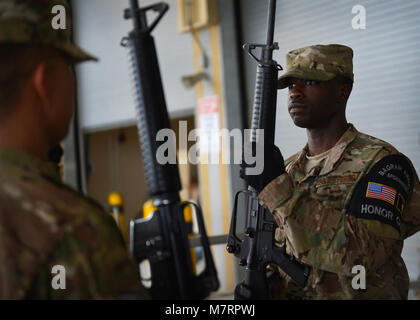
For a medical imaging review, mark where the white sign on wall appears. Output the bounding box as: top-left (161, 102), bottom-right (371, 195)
top-left (198, 96), bottom-right (220, 154)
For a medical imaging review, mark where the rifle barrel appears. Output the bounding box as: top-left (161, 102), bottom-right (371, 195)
top-left (266, 0), bottom-right (276, 45)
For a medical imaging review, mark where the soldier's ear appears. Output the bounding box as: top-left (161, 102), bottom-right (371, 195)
top-left (32, 61), bottom-right (52, 112)
top-left (338, 81), bottom-right (352, 103)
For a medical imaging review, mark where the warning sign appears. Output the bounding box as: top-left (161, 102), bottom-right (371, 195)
top-left (198, 96), bottom-right (220, 154)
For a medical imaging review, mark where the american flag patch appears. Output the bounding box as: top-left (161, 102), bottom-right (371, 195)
top-left (366, 182), bottom-right (396, 205)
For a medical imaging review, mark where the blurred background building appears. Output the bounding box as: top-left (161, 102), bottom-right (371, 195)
top-left (62, 0), bottom-right (420, 299)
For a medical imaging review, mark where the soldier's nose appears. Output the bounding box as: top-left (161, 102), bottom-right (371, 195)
top-left (289, 90), bottom-right (303, 101)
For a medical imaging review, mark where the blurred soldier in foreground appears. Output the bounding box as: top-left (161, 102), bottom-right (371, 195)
top-left (416, 249), bottom-right (420, 299)
top-left (241, 44), bottom-right (420, 299)
top-left (0, 0), bottom-right (148, 299)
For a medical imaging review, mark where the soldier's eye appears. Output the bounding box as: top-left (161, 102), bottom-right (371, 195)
top-left (288, 83), bottom-right (296, 89)
top-left (305, 80), bottom-right (317, 86)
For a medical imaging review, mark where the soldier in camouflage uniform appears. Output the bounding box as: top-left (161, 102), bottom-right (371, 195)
top-left (241, 44), bottom-right (420, 299)
top-left (416, 249), bottom-right (420, 299)
top-left (0, 0), bottom-right (148, 299)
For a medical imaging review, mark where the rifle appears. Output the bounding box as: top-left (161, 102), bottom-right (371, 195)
top-left (226, 0), bottom-right (310, 299)
top-left (121, 0), bottom-right (219, 299)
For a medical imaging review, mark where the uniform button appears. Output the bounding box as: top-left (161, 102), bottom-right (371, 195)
top-left (315, 214), bottom-right (320, 221)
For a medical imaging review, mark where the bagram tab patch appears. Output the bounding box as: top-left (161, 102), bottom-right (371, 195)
top-left (347, 155), bottom-right (414, 232)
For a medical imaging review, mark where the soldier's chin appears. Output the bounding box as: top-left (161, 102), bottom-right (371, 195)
top-left (291, 116), bottom-right (311, 128)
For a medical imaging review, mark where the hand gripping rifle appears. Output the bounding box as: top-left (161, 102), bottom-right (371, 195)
top-left (226, 0), bottom-right (310, 299)
top-left (121, 0), bottom-right (219, 299)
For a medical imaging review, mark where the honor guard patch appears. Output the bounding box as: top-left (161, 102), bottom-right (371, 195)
top-left (347, 155), bottom-right (415, 232)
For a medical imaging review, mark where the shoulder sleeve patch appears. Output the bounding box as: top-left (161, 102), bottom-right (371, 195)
top-left (347, 155), bottom-right (415, 232)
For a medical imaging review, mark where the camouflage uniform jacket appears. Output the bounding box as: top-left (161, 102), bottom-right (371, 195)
top-left (259, 124), bottom-right (420, 299)
top-left (0, 148), bottom-right (148, 299)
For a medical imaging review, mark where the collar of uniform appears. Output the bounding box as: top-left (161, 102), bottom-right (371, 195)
top-left (318, 123), bottom-right (359, 176)
top-left (289, 124), bottom-right (359, 179)
top-left (0, 147), bottom-right (62, 183)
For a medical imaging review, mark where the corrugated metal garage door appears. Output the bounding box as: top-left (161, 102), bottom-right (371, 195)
top-left (73, 0), bottom-right (196, 131)
top-left (240, 0), bottom-right (420, 295)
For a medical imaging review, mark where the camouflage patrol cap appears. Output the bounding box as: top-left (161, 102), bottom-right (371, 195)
top-left (277, 44), bottom-right (354, 89)
top-left (0, 0), bottom-right (97, 62)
